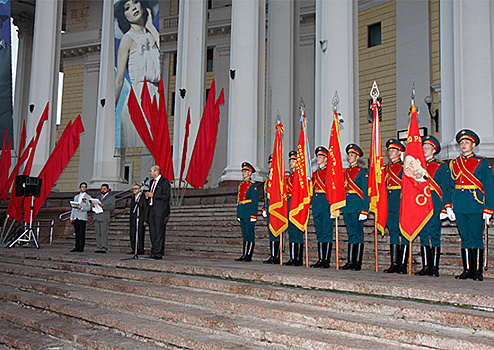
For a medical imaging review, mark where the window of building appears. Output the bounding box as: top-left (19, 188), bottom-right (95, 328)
top-left (367, 97), bottom-right (383, 123)
top-left (206, 48), bottom-right (214, 72)
top-left (208, 0), bottom-right (213, 10)
top-left (368, 22), bottom-right (381, 48)
top-left (171, 92), bottom-right (176, 115)
top-left (172, 52), bottom-right (177, 76)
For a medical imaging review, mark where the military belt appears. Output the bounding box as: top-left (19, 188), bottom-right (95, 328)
top-left (238, 199), bottom-right (252, 205)
top-left (314, 190), bottom-right (326, 193)
top-left (455, 185), bottom-right (478, 190)
top-left (387, 186), bottom-right (401, 190)
top-left (346, 190), bottom-right (358, 194)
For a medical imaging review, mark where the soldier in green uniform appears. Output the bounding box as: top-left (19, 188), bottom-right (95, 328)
top-left (285, 150), bottom-right (304, 266)
top-left (263, 155), bottom-right (281, 264)
top-left (383, 139), bottom-right (407, 273)
top-left (341, 144), bottom-right (369, 271)
top-left (235, 162), bottom-right (259, 262)
top-left (416, 136), bottom-right (453, 277)
top-left (450, 130), bottom-right (494, 281)
top-left (311, 146), bottom-right (333, 268)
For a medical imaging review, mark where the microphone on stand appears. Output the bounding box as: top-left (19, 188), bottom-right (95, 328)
top-left (140, 177), bottom-right (150, 191)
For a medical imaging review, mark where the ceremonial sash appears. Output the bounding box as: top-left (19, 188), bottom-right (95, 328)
top-left (385, 164), bottom-right (402, 187)
top-left (313, 169), bottom-right (326, 192)
top-left (451, 157), bottom-right (485, 196)
top-left (426, 162), bottom-right (443, 201)
top-left (345, 169), bottom-right (363, 199)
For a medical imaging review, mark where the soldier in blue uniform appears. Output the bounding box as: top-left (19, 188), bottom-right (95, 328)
top-left (383, 139), bottom-right (407, 273)
top-left (311, 146), bottom-right (333, 268)
top-left (341, 144), bottom-right (369, 271)
top-left (416, 136), bottom-right (453, 277)
top-left (263, 155), bottom-right (281, 264)
top-left (235, 162), bottom-right (259, 262)
top-left (450, 130), bottom-right (494, 281)
top-left (285, 150), bottom-right (304, 266)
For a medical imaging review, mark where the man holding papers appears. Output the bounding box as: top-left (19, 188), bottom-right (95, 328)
top-left (91, 184), bottom-right (115, 253)
top-left (69, 182), bottom-right (91, 252)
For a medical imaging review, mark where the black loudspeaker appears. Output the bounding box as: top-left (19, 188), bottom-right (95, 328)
top-left (15, 175), bottom-right (42, 197)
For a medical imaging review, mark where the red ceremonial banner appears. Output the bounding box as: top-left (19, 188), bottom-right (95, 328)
top-left (399, 105), bottom-right (433, 241)
top-left (267, 123), bottom-right (288, 237)
top-left (325, 110), bottom-right (346, 215)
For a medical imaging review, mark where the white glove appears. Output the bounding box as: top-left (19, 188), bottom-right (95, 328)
top-left (447, 207), bottom-right (456, 221)
top-left (236, 217), bottom-right (241, 223)
top-left (250, 217), bottom-right (257, 223)
top-left (330, 213), bottom-right (335, 219)
top-left (439, 212), bottom-right (448, 220)
top-left (358, 214), bottom-right (368, 221)
top-left (483, 212), bottom-right (492, 226)
top-left (262, 210), bottom-right (267, 218)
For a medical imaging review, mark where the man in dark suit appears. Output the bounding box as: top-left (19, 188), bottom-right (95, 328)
top-left (145, 165), bottom-right (170, 259)
top-left (129, 184), bottom-right (148, 255)
top-left (91, 184), bottom-right (115, 253)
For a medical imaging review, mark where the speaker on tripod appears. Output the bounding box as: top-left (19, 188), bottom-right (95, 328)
top-left (8, 176), bottom-right (43, 248)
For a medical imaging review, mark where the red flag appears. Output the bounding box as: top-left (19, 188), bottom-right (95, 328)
top-left (325, 110), bottom-right (346, 215)
top-left (185, 80), bottom-right (225, 189)
top-left (0, 130), bottom-right (12, 199)
top-left (399, 105), bottom-right (433, 241)
top-left (179, 107), bottom-right (191, 189)
top-left (24, 103), bottom-right (49, 175)
top-left (289, 113), bottom-right (313, 231)
top-left (2, 137), bottom-right (34, 202)
top-left (368, 101), bottom-right (388, 234)
top-left (30, 116), bottom-right (85, 221)
top-left (128, 87), bottom-right (156, 155)
top-left (156, 77), bottom-right (174, 181)
top-left (268, 123), bottom-right (288, 236)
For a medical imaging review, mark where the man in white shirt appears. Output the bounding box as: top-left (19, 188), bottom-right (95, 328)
top-left (70, 182), bottom-right (91, 252)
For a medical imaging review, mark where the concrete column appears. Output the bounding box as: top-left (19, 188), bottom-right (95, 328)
top-left (27, 0), bottom-right (63, 175)
top-left (454, 0), bottom-right (494, 157)
top-left (314, 0), bottom-right (358, 157)
top-left (90, 0), bottom-right (124, 189)
top-left (173, 0), bottom-right (207, 182)
top-left (396, 0), bottom-right (431, 134)
top-left (266, 0), bottom-right (295, 167)
top-left (12, 13), bottom-right (34, 153)
top-left (439, 0), bottom-right (456, 159)
top-left (219, 0), bottom-right (266, 183)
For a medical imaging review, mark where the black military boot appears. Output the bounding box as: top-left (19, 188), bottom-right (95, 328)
top-left (243, 241), bottom-right (255, 262)
top-left (415, 246), bottom-right (432, 276)
top-left (340, 244), bottom-right (355, 270)
top-left (398, 245), bottom-right (409, 274)
top-left (284, 243), bottom-right (296, 266)
top-left (263, 241), bottom-right (275, 264)
top-left (352, 244), bottom-right (364, 271)
top-left (472, 249), bottom-right (484, 281)
top-left (310, 242), bottom-right (323, 268)
top-left (430, 247), bottom-right (441, 277)
top-left (321, 242), bottom-right (332, 268)
top-left (384, 244), bottom-right (399, 273)
top-left (294, 243), bottom-right (304, 266)
top-left (272, 241), bottom-right (280, 264)
top-left (235, 241), bottom-right (248, 261)
top-left (455, 248), bottom-right (472, 279)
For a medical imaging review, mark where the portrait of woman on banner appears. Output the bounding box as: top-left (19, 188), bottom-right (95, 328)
top-left (114, 0), bottom-right (160, 149)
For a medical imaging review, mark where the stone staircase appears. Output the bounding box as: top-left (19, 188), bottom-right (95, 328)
top-left (0, 248), bottom-right (493, 350)
top-left (56, 202), bottom-right (491, 278)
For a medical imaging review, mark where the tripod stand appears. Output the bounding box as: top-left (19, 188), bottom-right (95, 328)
top-left (8, 196), bottom-right (39, 248)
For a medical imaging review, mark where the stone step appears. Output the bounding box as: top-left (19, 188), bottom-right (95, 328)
top-left (0, 285), bottom-right (296, 350)
top-left (1, 256), bottom-right (493, 349)
top-left (0, 316), bottom-right (90, 350)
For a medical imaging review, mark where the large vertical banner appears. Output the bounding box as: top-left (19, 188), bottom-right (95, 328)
top-left (114, 0), bottom-right (160, 150)
top-left (0, 0), bottom-right (12, 150)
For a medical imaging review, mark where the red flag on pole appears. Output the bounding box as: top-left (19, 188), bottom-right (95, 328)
top-left (24, 103), bottom-right (49, 175)
top-left (0, 129), bottom-right (12, 199)
top-left (267, 123), bottom-right (288, 236)
top-left (399, 105), bottom-right (433, 241)
top-left (325, 110), bottom-right (346, 215)
top-left (289, 113), bottom-right (313, 231)
top-left (1, 137), bottom-right (34, 202)
top-left (179, 107), bottom-right (191, 189)
top-left (185, 80), bottom-right (225, 189)
top-left (368, 100), bottom-right (388, 234)
top-left (156, 78), bottom-right (174, 182)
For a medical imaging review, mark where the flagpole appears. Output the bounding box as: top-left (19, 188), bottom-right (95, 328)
top-left (279, 232), bottom-right (283, 265)
top-left (408, 240), bottom-right (413, 275)
top-left (335, 214), bottom-right (340, 270)
top-left (373, 223), bottom-right (378, 272)
top-left (305, 227), bottom-right (309, 267)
